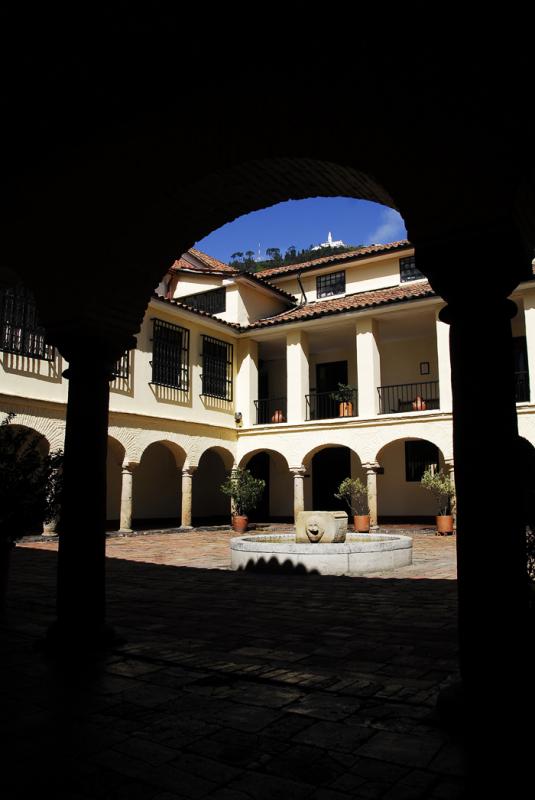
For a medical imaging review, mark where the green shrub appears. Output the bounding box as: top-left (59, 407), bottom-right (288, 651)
top-left (420, 467), bottom-right (455, 516)
top-left (0, 413), bottom-right (63, 542)
top-left (220, 467), bottom-right (265, 516)
top-left (335, 477), bottom-right (369, 515)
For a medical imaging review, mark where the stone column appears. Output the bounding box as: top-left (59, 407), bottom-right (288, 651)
top-left (356, 317), bottom-right (381, 417)
top-left (435, 306), bottom-right (452, 412)
top-left (444, 457), bottom-right (455, 523)
top-left (52, 346), bottom-right (123, 647)
top-left (521, 289), bottom-right (535, 402)
top-left (362, 462), bottom-right (380, 528)
top-left (286, 330), bottom-right (309, 423)
top-left (181, 466), bottom-right (197, 528)
top-left (119, 462), bottom-right (138, 533)
top-left (290, 466), bottom-right (306, 522)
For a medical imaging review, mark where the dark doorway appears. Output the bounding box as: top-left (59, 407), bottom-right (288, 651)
top-left (316, 361), bottom-right (348, 392)
top-left (312, 447), bottom-right (351, 511)
top-left (513, 336), bottom-right (530, 402)
top-left (246, 452), bottom-right (270, 521)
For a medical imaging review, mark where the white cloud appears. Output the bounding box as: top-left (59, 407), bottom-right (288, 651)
top-left (367, 208), bottom-right (407, 244)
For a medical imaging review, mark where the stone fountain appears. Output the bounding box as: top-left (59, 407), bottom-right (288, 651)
top-left (230, 511), bottom-right (413, 575)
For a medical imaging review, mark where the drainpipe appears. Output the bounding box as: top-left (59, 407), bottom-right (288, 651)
top-left (296, 270), bottom-right (307, 305)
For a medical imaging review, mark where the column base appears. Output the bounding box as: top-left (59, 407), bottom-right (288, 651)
top-left (117, 527), bottom-right (133, 534)
top-left (40, 620), bottom-right (126, 654)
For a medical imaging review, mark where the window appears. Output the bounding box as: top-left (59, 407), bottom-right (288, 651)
top-left (0, 285), bottom-right (54, 360)
top-left (112, 350), bottom-right (131, 380)
top-left (180, 287), bottom-right (226, 315)
top-left (405, 440), bottom-right (439, 482)
top-left (316, 270), bottom-right (345, 298)
top-left (400, 255), bottom-right (424, 283)
top-left (201, 335), bottom-right (233, 400)
top-left (150, 319), bottom-right (189, 389)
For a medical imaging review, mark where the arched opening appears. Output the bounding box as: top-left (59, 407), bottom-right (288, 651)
top-left (133, 441), bottom-right (186, 529)
top-left (240, 449), bottom-right (292, 523)
top-left (376, 437), bottom-right (447, 524)
top-left (303, 445), bottom-right (365, 513)
top-left (0, 423), bottom-right (51, 535)
top-left (106, 436), bottom-right (125, 531)
top-left (192, 447), bottom-right (234, 526)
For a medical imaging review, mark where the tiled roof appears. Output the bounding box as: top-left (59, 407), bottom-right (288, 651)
top-left (171, 249), bottom-right (238, 274)
top-left (258, 241), bottom-right (412, 278)
top-left (246, 280), bottom-right (435, 329)
top-left (151, 293), bottom-right (242, 330)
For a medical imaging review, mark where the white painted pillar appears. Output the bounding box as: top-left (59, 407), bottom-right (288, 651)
top-left (522, 291), bottom-right (535, 402)
top-left (356, 317), bottom-right (381, 417)
top-left (181, 466), bottom-right (197, 528)
top-left (436, 306), bottom-right (453, 412)
top-left (236, 339), bottom-right (258, 426)
top-left (363, 462), bottom-right (380, 528)
top-left (119, 462), bottom-right (138, 532)
top-left (290, 466), bottom-right (306, 522)
top-left (286, 330), bottom-right (309, 423)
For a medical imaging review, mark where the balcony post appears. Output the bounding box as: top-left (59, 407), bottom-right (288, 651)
top-left (236, 339), bottom-right (258, 426)
top-left (119, 461), bottom-right (138, 533)
top-left (181, 466), bottom-right (197, 528)
top-left (356, 317), bottom-right (381, 416)
top-left (290, 465), bottom-right (306, 521)
top-left (286, 330), bottom-right (309, 422)
top-left (435, 306), bottom-right (452, 411)
top-left (362, 462), bottom-right (380, 528)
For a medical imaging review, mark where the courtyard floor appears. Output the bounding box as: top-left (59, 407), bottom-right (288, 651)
top-left (2, 529), bottom-right (467, 798)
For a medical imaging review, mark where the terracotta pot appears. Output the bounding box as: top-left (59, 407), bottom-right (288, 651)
top-left (436, 515), bottom-right (454, 535)
top-left (412, 395), bottom-right (427, 411)
top-left (354, 514), bottom-right (370, 533)
top-left (339, 402), bottom-right (353, 417)
top-left (231, 515), bottom-right (249, 533)
top-left (271, 409), bottom-right (285, 423)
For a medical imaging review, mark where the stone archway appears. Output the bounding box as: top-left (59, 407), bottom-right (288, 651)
top-left (192, 446), bottom-right (234, 526)
top-left (302, 444), bottom-right (365, 514)
top-left (376, 436), bottom-right (448, 524)
top-left (133, 440), bottom-right (186, 529)
top-left (240, 448), bottom-right (292, 522)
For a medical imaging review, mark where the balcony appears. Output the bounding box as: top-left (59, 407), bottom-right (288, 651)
top-left (254, 396), bottom-right (287, 425)
top-left (306, 389), bottom-right (358, 421)
top-left (378, 381), bottom-right (439, 415)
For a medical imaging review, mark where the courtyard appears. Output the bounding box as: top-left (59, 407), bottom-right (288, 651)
top-left (1, 529), bottom-right (466, 798)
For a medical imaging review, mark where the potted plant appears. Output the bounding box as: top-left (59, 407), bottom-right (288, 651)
top-left (330, 383), bottom-right (357, 417)
top-left (335, 476), bottom-right (370, 532)
top-left (0, 413), bottom-right (64, 609)
top-left (220, 467), bottom-right (266, 533)
top-left (420, 467), bottom-right (455, 534)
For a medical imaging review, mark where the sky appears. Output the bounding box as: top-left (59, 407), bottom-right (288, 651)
top-left (195, 198), bottom-right (407, 263)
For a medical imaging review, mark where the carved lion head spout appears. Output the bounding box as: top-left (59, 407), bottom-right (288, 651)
top-left (306, 517), bottom-right (324, 543)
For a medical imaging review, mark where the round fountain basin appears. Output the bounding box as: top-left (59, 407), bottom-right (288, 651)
top-left (230, 532), bottom-right (413, 575)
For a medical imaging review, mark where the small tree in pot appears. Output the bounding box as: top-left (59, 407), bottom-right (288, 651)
top-left (420, 467), bottom-right (455, 534)
top-left (330, 383), bottom-right (357, 417)
top-left (0, 413), bottom-right (64, 608)
top-left (220, 467), bottom-right (265, 532)
top-left (335, 477), bottom-right (370, 532)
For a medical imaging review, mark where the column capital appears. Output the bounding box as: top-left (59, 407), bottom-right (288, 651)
top-left (182, 465), bottom-right (197, 477)
top-left (444, 457), bottom-right (454, 469)
top-left (121, 461), bottom-right (139, 474)
top-left (362, 461), bottom-right (381, 473)
top-left (290, 465), bottom-right (306, 477)
top-left (438, 298), bottom-right (517, 326)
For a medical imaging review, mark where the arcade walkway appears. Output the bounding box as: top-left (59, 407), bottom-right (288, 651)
top-left (1, 532), bottom-right (466, 798)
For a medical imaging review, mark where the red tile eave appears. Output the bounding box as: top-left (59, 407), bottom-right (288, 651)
top-left (258, 240), bottom-right (413, 279)
top-left (245, 281), bottom-right (436, 330)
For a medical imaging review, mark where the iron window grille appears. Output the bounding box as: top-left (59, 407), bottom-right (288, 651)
top-left (180, 287), bottom-right (226, 315)
top-left (201, 335), bottom-right (233, 400)
top-left (316, 270), bottom-right (345, 298)
top-left (405, 440), bottom-right (439, 482)
top-left (150, 319), bottom-right (189, 390)
top-left (400, 255), bottom-right (424, 283)
top-left (0, 284), bottom-right (54, 360)
top-left (113, 350), bottom-right (130, 380)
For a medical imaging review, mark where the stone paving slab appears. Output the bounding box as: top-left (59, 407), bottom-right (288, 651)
top-left (0, 530), bottom-right (470, 798)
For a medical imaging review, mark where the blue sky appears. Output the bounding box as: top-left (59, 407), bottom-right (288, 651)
top-left (195, 198), bottom-right (407, 263)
